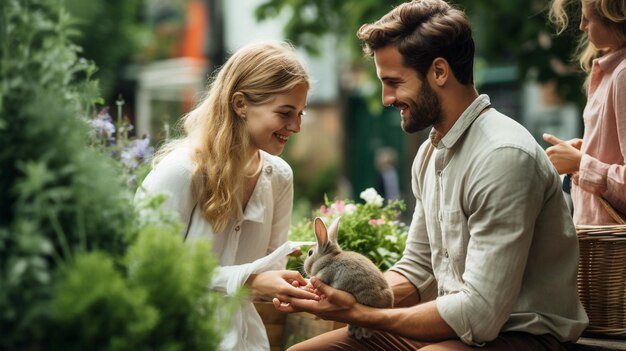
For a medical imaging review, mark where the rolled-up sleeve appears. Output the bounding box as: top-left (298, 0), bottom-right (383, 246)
top-left (577, 68), bottom-right (626, 214)
top-left (436, 147), bottom-right (545, 345)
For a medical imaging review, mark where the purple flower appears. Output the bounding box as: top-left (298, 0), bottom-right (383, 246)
top-left (91, 107), bottom-right (115, 141)
top-left (120, 137), bottom-right (154, 170)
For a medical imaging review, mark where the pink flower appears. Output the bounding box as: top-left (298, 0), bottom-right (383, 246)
top-left (331, 200), bottom-right (345, 214)
top-left (368, 218), bottom-right (386, 225)
top-left (318, 205), bottom-right (331, 216)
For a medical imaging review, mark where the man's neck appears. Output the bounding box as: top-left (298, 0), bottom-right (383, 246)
top-left (433, 85), bottom-right (479, 136)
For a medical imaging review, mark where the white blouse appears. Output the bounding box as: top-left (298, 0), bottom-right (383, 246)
top-left (136, 147), bottom-right (294, 351)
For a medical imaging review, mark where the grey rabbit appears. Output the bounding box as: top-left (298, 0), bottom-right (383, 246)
top-left (303, 216), bottom-right (394, 339)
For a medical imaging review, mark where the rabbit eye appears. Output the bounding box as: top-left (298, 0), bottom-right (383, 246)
top-left (307, 249), bottom-right (313, 257)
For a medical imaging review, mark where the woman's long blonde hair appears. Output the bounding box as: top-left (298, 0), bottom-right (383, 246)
top-left (550, 0), bottom-right (626, 74)
top-left (155, 41), bottom-right (309, 232)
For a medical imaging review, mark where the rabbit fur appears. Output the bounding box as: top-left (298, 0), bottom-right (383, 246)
top-left (303, 216), bottom-right (393, 339)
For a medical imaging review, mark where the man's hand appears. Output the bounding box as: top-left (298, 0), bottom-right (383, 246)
top-left (272, 276), bottom-right (358, 324)
top-left (543, 133), bottom-right (583, 175)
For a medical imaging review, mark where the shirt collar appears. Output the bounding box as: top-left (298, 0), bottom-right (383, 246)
top-left (241, 152), bottom-right (268, 223)
top-left (595, 47), bottom-right (626, 73)
top-left (431, 94), bottom-right (491, 149)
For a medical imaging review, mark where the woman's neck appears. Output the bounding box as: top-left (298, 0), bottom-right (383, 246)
top-left (244, 149), bottom-right (262, 178)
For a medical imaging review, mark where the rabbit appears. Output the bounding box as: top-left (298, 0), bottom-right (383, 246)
top-left (303, 216), bottom-right (394, 339)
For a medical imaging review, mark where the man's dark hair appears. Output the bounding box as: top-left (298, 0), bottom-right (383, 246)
top-left (357, 0), bottom-right (475, 85)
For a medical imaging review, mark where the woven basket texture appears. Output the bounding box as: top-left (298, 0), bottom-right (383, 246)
top-left (576, 225), bottom-right (626, 339)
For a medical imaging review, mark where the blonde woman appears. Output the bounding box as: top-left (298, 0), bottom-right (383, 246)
top-left (543, 0), bottom-right (626, 224)
top-left (136, 41), bottom-right (318, 350)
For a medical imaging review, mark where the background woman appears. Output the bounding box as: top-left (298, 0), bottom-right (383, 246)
top-left (543, 0), bottom-right (626, 224)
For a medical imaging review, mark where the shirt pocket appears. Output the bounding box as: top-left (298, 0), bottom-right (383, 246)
top-left (440, 209), bottom-right (469, 279)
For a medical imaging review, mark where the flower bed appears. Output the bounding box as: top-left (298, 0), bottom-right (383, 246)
top-left (289, 188), bottom-right (408, 272)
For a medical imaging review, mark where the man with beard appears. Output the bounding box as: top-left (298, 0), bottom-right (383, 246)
top-left (274, 1), bottom-right (588, 350)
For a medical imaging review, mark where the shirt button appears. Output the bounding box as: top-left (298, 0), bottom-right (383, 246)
top-left (444, 249), bottom-right (449, 258)
top-left (265, 165), bottom-right (273, 175)
top-left (234, 225), bottom-right (241, 232)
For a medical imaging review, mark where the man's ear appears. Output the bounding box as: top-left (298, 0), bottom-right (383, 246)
top-left (431, 57), bottom-right (449, 86)
top-left (231, 92), bottom-right (248, 118)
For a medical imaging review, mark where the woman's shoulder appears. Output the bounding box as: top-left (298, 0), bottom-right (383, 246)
top-left (155, 147), bottom-right (195, 173)
top-left (144, 146), bottom-right (195, 188)
top-left (138, 146), bottom-right (195, 199)
top-left (260, 151), bottom-right (293, 181)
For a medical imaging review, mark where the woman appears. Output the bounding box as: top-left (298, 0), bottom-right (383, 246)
top-left (543, 0), bottom-right (626, 224)
top-left (136, 41), bottom-right (318, 350)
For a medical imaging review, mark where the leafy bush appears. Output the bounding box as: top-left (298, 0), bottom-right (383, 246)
top-left (0, 0), bottom-right (236, 349)
top-left (49, 225), bottom-right (233, 351)
top-left (49, 252), bottom-right (158, 351)
top-left (289, 188), bottom-right (408, 272)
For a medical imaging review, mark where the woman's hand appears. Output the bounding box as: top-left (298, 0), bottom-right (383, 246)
top-left (247, 270), bottom-right (319, 302)
top-left (272, 277), bottom-right (358, 324)
top-left (543, 133), bottom-right (583, 175)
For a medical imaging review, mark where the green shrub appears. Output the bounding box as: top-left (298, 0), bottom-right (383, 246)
top-left (0, 0), bottom-right (237, 349)
top-left (49, 252), bottom-right (158, 351)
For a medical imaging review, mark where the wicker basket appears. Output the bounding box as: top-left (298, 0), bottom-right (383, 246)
top-left (576, 224), bottom-right (626, 338)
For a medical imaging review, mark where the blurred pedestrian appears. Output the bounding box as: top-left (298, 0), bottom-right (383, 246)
top-left (374, 147), bottom-right (401, 202)
top-left (543, 0), bottom-right (626, 224)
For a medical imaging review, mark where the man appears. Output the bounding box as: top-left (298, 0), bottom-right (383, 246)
top-left (274, 0), bottom-right (588, 350)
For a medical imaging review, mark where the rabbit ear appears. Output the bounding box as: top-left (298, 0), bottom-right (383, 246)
top-left (314, 217), bottom-right (328, 246)
top-left (327, 216), bottom-right (341, 243)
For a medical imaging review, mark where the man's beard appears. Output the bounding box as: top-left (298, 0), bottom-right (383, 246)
top-left (401, 81), bottom-right (442, 134)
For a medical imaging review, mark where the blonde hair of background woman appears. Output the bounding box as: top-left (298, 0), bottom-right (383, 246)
top-left (549, 0), bottom-right (626, 74)
top-left (154, 41), bottom-right (310, 232)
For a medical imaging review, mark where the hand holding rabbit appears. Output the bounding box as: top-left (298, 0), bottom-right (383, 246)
top-left (302, 216), bottom-right (394, 339)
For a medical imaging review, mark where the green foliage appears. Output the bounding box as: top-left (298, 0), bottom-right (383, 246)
top-left (49, 228), bottom-right (235, 351)
top-left (0, 0), bottom-right (236, 349)
top-left (65, 0), bottom-right (144, 100)
top-left (255, 0), bottom-right (390, 59)
top-left (49, 252), bottom-right (158, 351)
top-left (0, 1), bottom-right (133, 345)
top-left (125, 226), bottom-right (233, 351)
top-left (289, 188), bottom-right (408, 272)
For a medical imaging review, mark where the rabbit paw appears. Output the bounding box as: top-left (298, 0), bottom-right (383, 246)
top-left (348, 325), bottom-right (373, 339)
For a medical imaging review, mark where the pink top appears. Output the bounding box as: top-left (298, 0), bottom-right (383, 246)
top-left (572, 47), bottom-right (626, 225)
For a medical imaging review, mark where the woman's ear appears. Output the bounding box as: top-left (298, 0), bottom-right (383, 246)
top-left (431, 57), bottom-right (449, 87)
top-left (231, 92), bottom-right (248, 118)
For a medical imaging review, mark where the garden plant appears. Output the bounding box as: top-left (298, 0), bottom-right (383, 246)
top-left (289, 188), bottom-right (408, 273)
top-left (0, 0), bottom-right (237, 349)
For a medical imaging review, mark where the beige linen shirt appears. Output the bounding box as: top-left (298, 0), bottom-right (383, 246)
top-left (391, 95), bottom-right (588, 345)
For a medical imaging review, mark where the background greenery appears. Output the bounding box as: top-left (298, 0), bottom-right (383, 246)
top-left (256, 0), bottom-right (586, 109)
